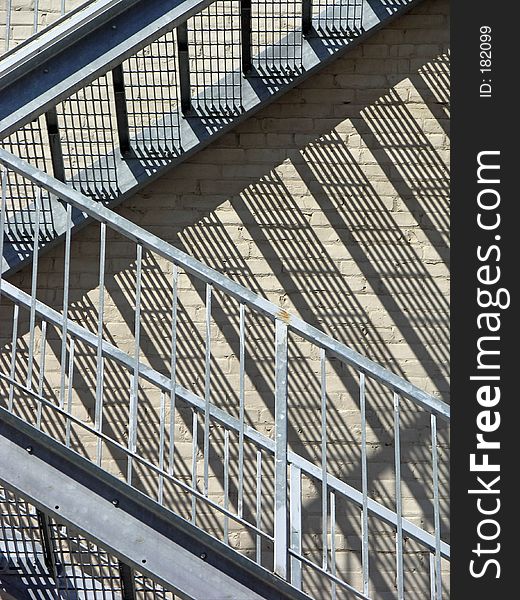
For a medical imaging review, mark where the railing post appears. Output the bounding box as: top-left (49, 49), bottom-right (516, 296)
top-left (177, 21), bottom-right (192, 115)
top-left (302, 0), bottom-right (313, 37)
top-left (274, 319), bottom-right (288, 579)
top-left (290, 464), bottom-right (302, 588)
top-left (112, 63), bottom-right (131, 157)
top-left (241, 0), bottom-right (252, 75)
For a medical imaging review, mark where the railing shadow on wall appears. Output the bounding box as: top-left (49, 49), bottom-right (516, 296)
top-left (1, 21), bottom-right (450, 597)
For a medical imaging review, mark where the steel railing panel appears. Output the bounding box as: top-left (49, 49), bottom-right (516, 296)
top-left (0, 147), bottom-right (449, 597)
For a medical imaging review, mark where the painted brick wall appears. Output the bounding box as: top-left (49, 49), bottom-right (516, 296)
top-left (1, 1), bottom-right (450, 597)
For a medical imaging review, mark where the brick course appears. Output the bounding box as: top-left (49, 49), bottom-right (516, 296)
top-left (1, 1), bottom-right (450, 597)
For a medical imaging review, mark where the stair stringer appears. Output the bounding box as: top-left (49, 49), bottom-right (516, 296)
top-left (0, 409), bottom-right (313, 600)
top-left (1, 0), bottom-right (426, 277)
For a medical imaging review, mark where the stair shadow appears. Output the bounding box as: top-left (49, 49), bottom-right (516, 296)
top-left (2, 4), bottom-right (450, 594)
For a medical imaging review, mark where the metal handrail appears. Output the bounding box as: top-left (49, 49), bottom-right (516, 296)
top-left (0, 0), bottom-right (410, 285)
top-left (0, 281), bottom-right (449, 560)
top-left (0, 146), bottom-right (449, 420)
top-left (0, 1), bottom-right (447, 596)
top-left (0, 149), bottom-right (449, 598)
top-left (1, 0), bottom-right (133, 71)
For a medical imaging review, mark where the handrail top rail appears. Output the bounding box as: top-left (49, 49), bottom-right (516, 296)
top-left (0, 148), bottom-right (450, 421)
top-left (0, 0), bottom-right (137, 82)
top-left (2, 0), bottom-right (98, 62)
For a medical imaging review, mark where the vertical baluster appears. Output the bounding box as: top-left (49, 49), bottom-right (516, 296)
top-left (127, 244), bottom-right (142, 485)
top-left (61, 1), bottom-right (66, 15)
top-left (158, 391), bottom-right (166, 504)
top-left (256, 449), bottom-right (262, 565)
top-left (393, 392), bottom-right (404, 599)
top-left (169, 264), bottom-right (179, 476)
top-left (0, 168), bottom-right (6, 306)
top-left (65, 337), bottom-right (75, 448)
top-left (320, 347), bottom-right (328, 571)
top-left (95, 221), bottom-right (106, 466)
top-left (429, 553), bottom-right (436, 600)
top-left (330, 490), bottom-right (336, 600)
top-left (8, 304), bottom-right (19, 412)
top-left (274, 319), bottom-right (288, 579)
top-left (59, 203), bottom-right (72, 410)
top-left (289, 464), bottom-right (302, 589)
top-left (36, 321), bottom-right (47, 429)
top-left (26, 190), bottom-right (41, 390)
top-left (191, 409), bottom-right (198, 524)
top-left (360, 371), bottom-right (369, 596)
top-left (431, 414), bottom-right (442, 599)
top-left (33, 0), bottom-right (39, 34)
top-left (203, 284), bottom-right (212, 497)
top-left (224, 429), bottom-right (230, 544)
top-left (238, 303), bottom-right (245, 518)
top-left (5, 1), bottom-right (12, 52)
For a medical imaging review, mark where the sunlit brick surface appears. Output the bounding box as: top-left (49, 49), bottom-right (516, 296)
top-left (1, 1), bottom-right (450, 597)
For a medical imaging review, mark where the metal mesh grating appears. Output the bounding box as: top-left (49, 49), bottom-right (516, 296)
top-left (123, 30), bottom-right (182, 158)
top-left (0, 487), bottom-right (43, 571)
top-left (313, 0), bottom-right (363, 37)
top-left (57, 73), bottom-right (119, 201)
top-left (188, 0), bottom-right (243, 116)
top-left (251, 0), bottom-right (303, 76)
top-left (50, 523), bottom-right (123, 598)
top-left (134, 572), bottom-right (175, 599)
top-left (1, 117), bottom-right (55, 244)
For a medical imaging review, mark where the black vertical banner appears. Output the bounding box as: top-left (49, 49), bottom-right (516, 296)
top-left (452, 1), bottom-right (515, 597)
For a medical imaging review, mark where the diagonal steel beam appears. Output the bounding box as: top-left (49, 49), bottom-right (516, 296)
top-left (0, 411), bottom-right (313, 600)
top-left (0, 0), bottom-right (216, 139)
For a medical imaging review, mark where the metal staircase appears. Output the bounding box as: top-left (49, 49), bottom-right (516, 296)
top-left (0, 0), bottom-right (426, 277)
top-left (0, 0), bottom-right (449, 598)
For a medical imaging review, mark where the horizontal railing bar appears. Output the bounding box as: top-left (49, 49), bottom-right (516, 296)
top-left (0, 373), bottom-right (273, 543)
top-left (0, 149), bottom-right (449, 421)
top-left (0, 0), bottom-right (140, 87)
top-left (0, 279), bottom-right (449, 559)
top-left (287, 547), bottom-right (371, 600)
